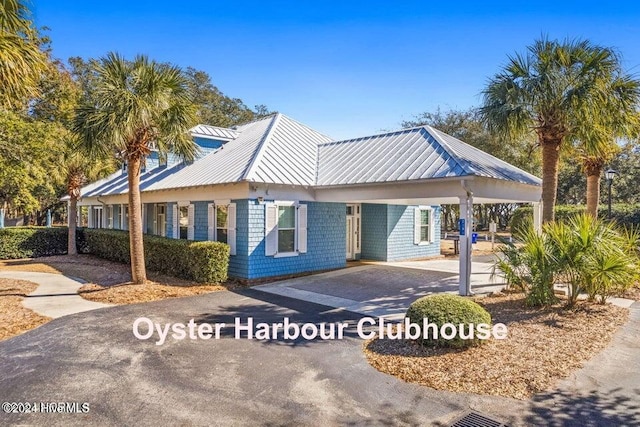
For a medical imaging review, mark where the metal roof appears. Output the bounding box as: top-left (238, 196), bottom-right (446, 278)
top-left (190, 124), bottom-right (239, 141)
top-left (76, 114), bottom-right (540, 199)
top-left (316, 126), bottom-right (541, 187)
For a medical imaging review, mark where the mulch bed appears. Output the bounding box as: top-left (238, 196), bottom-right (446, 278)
top-left (0, 255), bottom-right (237, 306)
top-left (0, 278), bottom-right (51, 341)
top-left (364, 293), bottom-right (629, 400)
top-left (78, 282), bottom-right (230, 305)
top-left (623, 285), bottom-right (640, 302)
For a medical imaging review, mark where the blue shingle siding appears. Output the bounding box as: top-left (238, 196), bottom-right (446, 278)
top-left (361, 203), bottom-right (388, 261)
top-left (193, 201), bottom-right (211, 241)
top-left (228, 199), bottom-right (250, 279)
top-left (234, 200), bottom-right (346, 280)
top-left (194, 137), bottom-right (224, 157)
top-left (361, 203), bottom-right (441, 261)
top-left (387, 205), bottom-right (441, 261)
top-left (166, 202), bottom-right (175, 238)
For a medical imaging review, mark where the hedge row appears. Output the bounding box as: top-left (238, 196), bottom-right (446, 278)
top-left (511, 204), bottom-right (640, 232)
top-left (82, 229), bottom-right (229, 283)
top-left (0, 227), bottom-right (70, 259)
top-left (0, 227), bottom-right (229, 283)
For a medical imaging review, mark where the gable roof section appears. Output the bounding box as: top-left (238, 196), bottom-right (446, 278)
top-left (316, 126), bottom-right (540, 187)
top-left (145, 113), bottom-right (333, 191)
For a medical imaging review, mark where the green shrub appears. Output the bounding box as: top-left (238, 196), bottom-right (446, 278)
top-left (406, 294), bottom-right (492, 348)
top-left (82, 229), bottom-right (229, 283)
top-left (511, 204), bottom-right (640, 231)
top-left (496, 214), bottom-right (640, 306)
top-left (0, 227), bottom-right (69, 259)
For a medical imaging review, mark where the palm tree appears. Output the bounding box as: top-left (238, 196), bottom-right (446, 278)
top-left (576, 78), bottom-right (640, 218)
top-left (0, 0), bottom-right (47, 109)
top-left (480, 38), bottom-right (628, 223)
top-left (73, 53), bottom-right (197, 283)
top-left (55, 143), bottom-right (116, 255)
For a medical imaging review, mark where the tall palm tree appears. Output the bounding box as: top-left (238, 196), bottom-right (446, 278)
top-left (0, 0), bottom-right (47, 109)
top-left (55, 144), bottom-right (116, 255)
top-left (480, 38), bottom-right (627, 223)
top-left (73, 53), bottom-right (197, 283)
top-left (576, 78), bottom-right (640, 218)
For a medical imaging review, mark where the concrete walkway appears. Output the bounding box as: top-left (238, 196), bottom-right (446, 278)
top-left (0, 271), bottom-right (111, 318)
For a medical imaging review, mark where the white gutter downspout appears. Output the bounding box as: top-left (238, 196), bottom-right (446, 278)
top-left (459, 180), bottom-right (474, 296)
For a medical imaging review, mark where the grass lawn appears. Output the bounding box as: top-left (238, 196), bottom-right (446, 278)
top-left (0, 278), bottom-right (51, 341)
top-left (0, 255), bottom-right (236, 305)
top-left (364, 293), bottom-right (629, 400)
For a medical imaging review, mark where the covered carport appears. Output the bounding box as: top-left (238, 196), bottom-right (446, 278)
top-left (314, 125), bottom-right (543, 296)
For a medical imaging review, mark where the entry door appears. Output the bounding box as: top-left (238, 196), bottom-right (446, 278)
top-left (346, 216), bottom-right (354, 259)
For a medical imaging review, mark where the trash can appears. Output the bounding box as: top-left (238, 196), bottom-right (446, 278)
top-left (471, 233), bottom-right (478, 244)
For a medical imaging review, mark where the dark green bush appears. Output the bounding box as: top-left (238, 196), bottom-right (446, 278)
top-left (0, 227), bottom-right (69, 259)
top-left (82, 229), bottom-right (229, 283)
top-left (406, 294), bottom-right (492, 348)
top-left (510, 204), bottom-right (640, 232)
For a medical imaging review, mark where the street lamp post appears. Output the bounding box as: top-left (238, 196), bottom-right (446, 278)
top-left (605, 169), bottom-right (618, 219)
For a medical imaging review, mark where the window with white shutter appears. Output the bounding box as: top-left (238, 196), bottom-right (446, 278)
top-left (265, 201), bottom-right (304, 257)
top-left (187, 204), bottom-right (195, 240)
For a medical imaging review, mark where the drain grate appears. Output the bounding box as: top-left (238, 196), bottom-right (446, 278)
top-left (449, 411), bottom-right (508, 427)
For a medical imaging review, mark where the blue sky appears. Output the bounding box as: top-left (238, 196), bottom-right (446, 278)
top-left (32, 1), bottom-right (640, 140)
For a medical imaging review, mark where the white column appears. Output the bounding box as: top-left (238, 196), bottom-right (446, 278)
top-left (533, 200), bottom-right (543, 232)
top-left (458, 194), bottom-right (473, 296)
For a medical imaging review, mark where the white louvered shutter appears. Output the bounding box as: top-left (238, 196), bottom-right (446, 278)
top-left (227, 203), bottom-right (236, 256)
top-left (187, 204), bottom-right (195, 240)
top-left (88, 208), bottom-right (94, 228)
top-left (265, 204), bottom-right (278, 256)
top-left (414, 207), bottom-right (421, 245)
top-left (429, 209), bottom-right (435, 243)
top-left (297, 204), bottom-right (307, 253)
top-left (207, 203), bottom-right (215, 241)
top-left (172, 204), bottom-right (178, 238)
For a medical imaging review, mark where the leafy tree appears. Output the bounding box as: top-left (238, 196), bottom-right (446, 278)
top-left (480, 38), bottom-right (627, 223)
top-left (0, 110), bottom-right (66, 217)
top-left (185, 67), bottom-right (273, 127)
top-left (0, 0), bottom-right (48, 110)
top-left (74, 53), bottom-right (198, 283)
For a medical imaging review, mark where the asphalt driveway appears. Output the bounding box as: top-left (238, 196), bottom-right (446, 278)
top-left (0, 288), bottom-right (484, 426)
top-left (1, 277), bottom-right (639, 426)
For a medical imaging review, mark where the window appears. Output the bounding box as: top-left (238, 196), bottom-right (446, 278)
top-left (156, 204), bottom-right (166, 237)
top-left (106, 206), bottom-right (113, 229)
top-left (414, 206), bottom-right (434, 245)
top-left (122, 205), bottom-right (129, 230)
top-left (277, 205), bottom-right (296, 253)
top-left (419, 209), bottom-right (430, 242)
top-left (265, 202), bottom-right (307, 257)
top-left (179, 206), bottom-right (189, 239)
top-left (216, 205), bottom-right (228, 244)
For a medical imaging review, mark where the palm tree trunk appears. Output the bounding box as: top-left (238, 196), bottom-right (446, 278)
top-left (541, 138), bottom-right (562, 223)
top-left (68, 198), bottom-right (78, 255)
top-left (127, 157), bottom-right (147, 284)
top-left (585, 166), bottom-right (602, 218)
